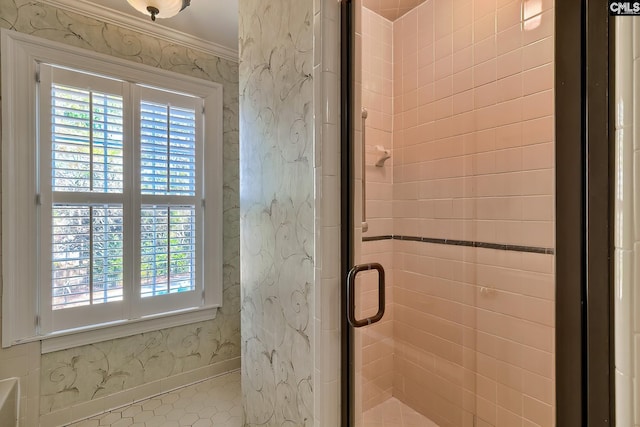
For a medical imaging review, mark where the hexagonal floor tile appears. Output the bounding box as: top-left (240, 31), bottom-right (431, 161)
top-left (68, 371), bottom-right (242, 427)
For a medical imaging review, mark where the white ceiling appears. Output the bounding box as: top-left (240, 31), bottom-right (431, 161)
top-left (44, 0), bottom-right (239, 61)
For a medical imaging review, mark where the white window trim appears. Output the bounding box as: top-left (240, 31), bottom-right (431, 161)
top-left (40, 306), bottom-right (218, 354)
top-left (1, 29), bottom-right (224, 349)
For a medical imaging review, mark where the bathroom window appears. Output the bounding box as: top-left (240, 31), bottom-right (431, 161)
top-left (1, 31), bottom-right (223, 349)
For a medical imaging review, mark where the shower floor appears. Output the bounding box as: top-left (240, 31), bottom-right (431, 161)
top-left (363, 398), bottom-right (439, 427)
top-left (68, 370), bottom-right (242, 427)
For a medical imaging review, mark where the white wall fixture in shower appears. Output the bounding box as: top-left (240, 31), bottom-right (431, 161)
top-left (372, 145), bottom-right (390, 167)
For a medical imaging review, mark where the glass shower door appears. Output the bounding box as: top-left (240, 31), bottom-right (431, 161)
top-left (343, 0), bottom-right (557, 426)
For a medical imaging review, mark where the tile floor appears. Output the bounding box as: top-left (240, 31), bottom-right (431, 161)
top-left (362, 398), bottom-right (439, 427)
top-left (68, 370), bottom-right (242, 427)
top-left (67, 371), bottom-right (435, 427)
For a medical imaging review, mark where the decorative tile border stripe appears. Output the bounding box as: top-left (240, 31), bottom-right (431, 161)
top-left (361, 235), bottom-right (394, 242)
top-left (362, 235), bottom-right (555, 255)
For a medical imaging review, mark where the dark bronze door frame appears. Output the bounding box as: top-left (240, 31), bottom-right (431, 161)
top-left (340, 1), bottom-right (355, 425)
top-left (556, 0), bottom-right (614, 425)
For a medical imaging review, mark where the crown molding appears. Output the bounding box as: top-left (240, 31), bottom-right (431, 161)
top-left (40, 0), bottom-right (239, 63)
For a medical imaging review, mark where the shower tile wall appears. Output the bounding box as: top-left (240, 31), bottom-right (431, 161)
top-left (392, 0), bottom-right (554, 246)
top-left (314, 0), bottom-right (346, 424)
top-left (392, 0), bottom-right (555, 425)
top-left (359, 7), bottom-right (396, 412)
top-left (359, 0), bottom-right (555, 426)
top-left (613, 16), bottom-right (640, 427)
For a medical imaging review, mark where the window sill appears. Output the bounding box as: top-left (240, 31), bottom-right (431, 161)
top-left (34, 305), bottom-right (219, 354)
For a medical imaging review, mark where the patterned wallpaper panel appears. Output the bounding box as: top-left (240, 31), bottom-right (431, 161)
top-left (40, 321), bottom-right (238, 413)
top-left (238, 0), bottom-right (315, 425)
top-left (0, 0), bottom-right (240, 414)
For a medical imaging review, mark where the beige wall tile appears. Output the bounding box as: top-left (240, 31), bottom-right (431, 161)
top-left (359, 0), bottom-right (555, 424)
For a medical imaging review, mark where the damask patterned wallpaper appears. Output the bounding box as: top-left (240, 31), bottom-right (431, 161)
top-left (238, 0), bottom-right (315, 425)
top-left (0, 0), bottom-right (240, 414)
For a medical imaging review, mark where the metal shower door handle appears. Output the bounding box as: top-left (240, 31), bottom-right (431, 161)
top-left (346, 262), bottom-right (385, 328)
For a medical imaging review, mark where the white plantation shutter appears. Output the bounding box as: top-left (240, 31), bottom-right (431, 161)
top-left (50, 84), bottom-right (124, 192)
top-left (134, 87), bottom-right (203, 316)
top-left (48, 78), bottom-right (126, 315)
top-left (139, 100), bottom-right (197, 299)
top-left (2, 32), bottom-right (222, 347)
top-left (140, 206), bottom-right (196, 298)
top-left (51, 204), bottom-right (124, 310)
top-left (38, 67), bottom-right (206, 331)
top-left (140, 101), bottom-right (197, 196)
top-left (39, 65), bottom-right (128, 332)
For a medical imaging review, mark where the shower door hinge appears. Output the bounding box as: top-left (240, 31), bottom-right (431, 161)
top-left (35, 194), bottom-right (41, 205)
top-left (35, 69), bottom-right (40, 83)
top-left (35, 315), bottom-right (40, 328)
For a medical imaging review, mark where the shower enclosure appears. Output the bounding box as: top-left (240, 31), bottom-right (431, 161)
top-left (341, 0), bottom-right (556, 425)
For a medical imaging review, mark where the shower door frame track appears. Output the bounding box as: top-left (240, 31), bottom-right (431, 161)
top-left (339, 0), bottom-right (355, 426)
top-left (555, 0), bottom-right (614, 425)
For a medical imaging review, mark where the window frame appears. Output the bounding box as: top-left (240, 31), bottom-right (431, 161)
top-left (1, 30), bottom-right (224, 351)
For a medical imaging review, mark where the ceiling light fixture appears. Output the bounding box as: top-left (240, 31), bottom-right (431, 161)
top-left (127, 0), bottom-right (191, 21)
